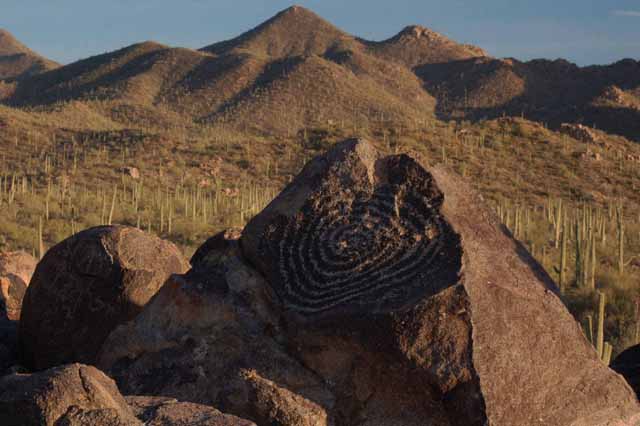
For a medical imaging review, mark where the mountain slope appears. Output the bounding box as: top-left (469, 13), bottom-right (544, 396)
top-left (0, 29), bottom-right (59, 80)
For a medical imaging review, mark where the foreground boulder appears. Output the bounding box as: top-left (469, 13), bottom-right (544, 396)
top-left (0, 251), bottom-right (37, 321)
top-left (99, 231), bottom-right (335, 425)
top-left (0, 363), bottom-right (140, 426)
top-left (19, 226), bottom-right (189, 370)
top-left (240, 138), bottom-right (640, 425)
top-left (611, 344), bottom-right (640, 399)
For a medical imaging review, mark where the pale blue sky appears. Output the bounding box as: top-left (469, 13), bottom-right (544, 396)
top-left (2, 0), bottom-right (640, 66)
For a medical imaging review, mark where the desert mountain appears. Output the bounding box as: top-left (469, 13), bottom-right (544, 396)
top-left (1, 6), bottom-right (639, 140)
top-left (0, 29), bottom-right (58, 80)
top-left (0, 6), bottom-right (492, 133)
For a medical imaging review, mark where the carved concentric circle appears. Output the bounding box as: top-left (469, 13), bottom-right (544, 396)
top-left (268, 166), bottom-right (460, 316)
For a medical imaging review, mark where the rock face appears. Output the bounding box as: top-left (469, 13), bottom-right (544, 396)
top-left (126, 396), bottom-right (257, 426)
top-left (611, 344), bottom-right (640, 399)
top-left (0, 251), bottom-right (37, 372)
top-left (98, 139), bottom-right (640, 426)
top-left (0, 363), bottom-right (140, 426)
top-left (19, 225), bottom-right (189, 371)
top-left (0, 250), bottom-right (37, 322)
top-left (240, 138), bottom-right (640, 425)
top-left (98, 231), bottom-right (335, 426)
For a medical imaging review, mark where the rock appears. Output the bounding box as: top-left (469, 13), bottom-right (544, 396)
top-left (0, 322), bottom-right (18, 374)
top-left (98, 231), bottom-right (335, 426)
top-left (611, 344), bottom-right (640, 399)
top-left (122, 167), bottom-right (140, 180)
top-left (125, 396), bottom-right (257, 425)
top-left (0, 363), bottom-right (140, 426)
top-left (240, 138), bottom-right (640, 426)
top-left (19, 225), bottom-right (189, 371)
top-left (560, 122), bottom-right (600, 144)
top-left (574, 148), bottom-right (602, 161)
top-left (55, 406), bottom-right (140, 426)
top-left (0, 251), bottom-right (37, 321)
top-left (0, 251), bottom-right (34, 373)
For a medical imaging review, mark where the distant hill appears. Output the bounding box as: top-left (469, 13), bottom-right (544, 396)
top-left (0, 29), bottom-right (59, 80)
top-left (0, 6), bottom-right (491, 133)
top-left (1, 6), bottom-right (639, 140)
top-left (418, 56), bottom-right (640, 140)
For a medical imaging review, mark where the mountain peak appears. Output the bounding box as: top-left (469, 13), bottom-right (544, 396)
top-left (202, 6), bottom-right (353, 58)
top-left (281, 5), bottom-right (312, 15)
top-left (0, 29), bottom-right (30, 56)
top-left (0, 29), bottom-right (59, 80)
top-left (393, 25), bottom-right (458, 45)
top-left (368, 25), bottom-right (487, 68)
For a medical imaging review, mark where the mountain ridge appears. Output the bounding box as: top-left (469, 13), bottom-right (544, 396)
top-left (1, 7), bottom-right (639, 140)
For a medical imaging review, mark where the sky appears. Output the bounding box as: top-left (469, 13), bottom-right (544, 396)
top-left (2, 0), bottom-right (640, 66)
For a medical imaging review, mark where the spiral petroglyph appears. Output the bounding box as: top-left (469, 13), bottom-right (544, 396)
top-left (243, 140), bottom-right (461, 317)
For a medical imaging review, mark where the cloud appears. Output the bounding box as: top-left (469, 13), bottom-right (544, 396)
top-left (612, 10), bottom-right (640, 17)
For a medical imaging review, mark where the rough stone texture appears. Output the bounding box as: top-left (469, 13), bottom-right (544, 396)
top-left (125, 396), bottom-right (257, 425)
top-left (560, 122), bottom-right (600, 144)
top-left (0, 363), bottom-right (140, 426)
top-left (55, 406), bottom-right (141, 426)
top-left (98, 232), bottom-right (334, 426)
top-left (19, 225), bottom-right (190, 371)
top-left (239, 138), bottom-right (640, 426)
top-left (0, 251), bottom-right (37, 373)
top-left (611, 344), bottom-right (640, 399)
top-left (0, 250), bottom-right (37, 321)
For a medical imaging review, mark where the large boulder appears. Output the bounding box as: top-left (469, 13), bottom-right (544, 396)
top-left (0, 363), bottom-right (140, 426)
top-left (0, 251), bottom-right (37, 322)
top-left (98, 230), bottom-right (335, 426)
top-left (611, 344), bottom-right (640, 399)
top-left (239, 138), bottom-right (640, 426)
top-left (19, 225), bottom-right (189, 371)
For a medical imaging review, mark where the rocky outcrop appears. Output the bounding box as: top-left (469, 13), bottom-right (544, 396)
top-left (126, 396), bottom-right (257, 426)
top-left (0, 363), bottom-right (141, 426)
top-left (560, 123), bottom-right (600, 144)
top-left (611, 344), bottom-right (640, 399)
top-left (240, 138), bottom-right (640, 425)
top-left (19, 226), bottom-right (189, 371)
top-left (97, 139), bottom-right (640, 425)
top-left (0, 250), bottom-right (37, 322)
top-left (98, 231), bottom-right (334, 425)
